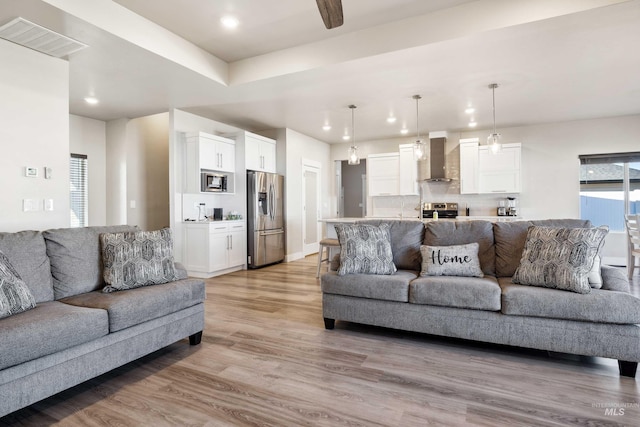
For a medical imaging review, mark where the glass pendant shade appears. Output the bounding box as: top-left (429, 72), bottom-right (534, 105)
top-left (346, 104), bottom-right (359, 165)
top-left (413, 139), bottom-right (427, 161)
top-left (348, 145), bottom-right (360, 165)
top-left (412, 95), bottom-right (427, 161)
top-left (488, 132), bottom-right (502, 154)
top-left (488, 83), bottom-right (502, 155)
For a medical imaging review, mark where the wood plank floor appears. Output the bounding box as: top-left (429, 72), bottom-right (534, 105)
top-left (3, 257), bottom-right (639, 426)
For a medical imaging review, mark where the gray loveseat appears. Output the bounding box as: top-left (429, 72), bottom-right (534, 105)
top-left (0, 225), bottom-right (205, 417)
top-left (321, 219), bottom-right (640, 377)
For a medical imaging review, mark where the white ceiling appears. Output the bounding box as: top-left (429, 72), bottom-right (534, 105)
top-left (1, 0), bottom-right (639, 144)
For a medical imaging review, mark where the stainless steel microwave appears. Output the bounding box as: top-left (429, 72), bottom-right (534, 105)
top-left (201, 172), bottom-right (228, 192)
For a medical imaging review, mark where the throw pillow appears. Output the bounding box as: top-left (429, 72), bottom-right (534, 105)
top-left (512, 225), bottom-right (609, 294)
top-left (101, 228), bottom-right (178, 293)
top-left (419, 243), bottom-right (484, 278)
top-left (0, 249), bottom-right (36, 319)
top-left (335, 223), bottom-right (397, 276)
top-left (588, 254), bottom-right (603, 288)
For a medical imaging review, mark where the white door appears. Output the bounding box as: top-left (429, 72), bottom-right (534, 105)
top-left (302, 161), bottom-right (321, 256)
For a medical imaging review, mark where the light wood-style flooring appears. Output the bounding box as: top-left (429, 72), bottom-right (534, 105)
top-left (3, 257), bottom-right (639, 426)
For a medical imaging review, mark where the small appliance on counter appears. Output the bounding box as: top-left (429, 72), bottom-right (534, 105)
top-left (423, 202), bottom-right (458, 219)
top-left (213, 208), bottom-right (223, 220)
top-left (498, 197), bottom-right (518, 216)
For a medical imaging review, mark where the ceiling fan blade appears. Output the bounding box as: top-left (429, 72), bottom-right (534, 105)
top-left (316, 0), bottom-right (344, 29)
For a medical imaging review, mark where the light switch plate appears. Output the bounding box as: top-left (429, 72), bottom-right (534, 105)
top-left (25, 167), bottom-right (38, 177)
top-left (23, 199), bottom-right (39, 211)
top-left (44, 167), bottom-right (52, 179)
top-left (44, 199), bottom-right (54, 211)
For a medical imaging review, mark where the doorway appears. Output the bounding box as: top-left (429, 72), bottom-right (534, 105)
top-left (338, 159), bottom-right (366, 218)
top-left (302, 160), bottom-right (321, 256)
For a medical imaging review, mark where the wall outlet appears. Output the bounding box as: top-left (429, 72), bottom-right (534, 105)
top-left (25, 167), bottom-right (38, 178)
top-left (23, 199), bottom-right (39, 212)
top-left (44, 167), bottom-right (52, 179)
top-left (44, 199), bottom-right (54, 211)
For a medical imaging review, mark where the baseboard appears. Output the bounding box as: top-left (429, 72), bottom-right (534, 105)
top-left (285, 252), bottom-right (304, 262)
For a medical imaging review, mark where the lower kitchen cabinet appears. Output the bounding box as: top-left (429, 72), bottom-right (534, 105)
top-left (183, 221), bottom-right (246, 278)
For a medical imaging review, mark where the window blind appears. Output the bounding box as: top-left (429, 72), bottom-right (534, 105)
top-left (70, 153), bottom-right (88, 227)
top-left (579, 152), bottom-right (640, 165)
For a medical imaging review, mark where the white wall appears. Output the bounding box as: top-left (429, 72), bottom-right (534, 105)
top-left (271, 129), bottom-right (331, 261)
top-left (0, 39), bottom-right (69, 232)
top-left (69, 115), bottom-right (106, 226)
top-left (105, 113), bottom-right (170, 230)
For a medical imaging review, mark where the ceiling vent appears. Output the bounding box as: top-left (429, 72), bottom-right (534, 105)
top-left (0, 17), bottom-right (88, 58)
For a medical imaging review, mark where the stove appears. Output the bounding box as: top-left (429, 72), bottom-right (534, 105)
top-left (422, 202), bottom-right (458, 219)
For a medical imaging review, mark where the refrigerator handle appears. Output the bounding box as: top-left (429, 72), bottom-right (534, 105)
top-left (269, 182), bottom-right (275, 221)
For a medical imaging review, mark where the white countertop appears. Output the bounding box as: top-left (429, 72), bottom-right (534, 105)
top-left (183, 219), bottom-right (245, 224)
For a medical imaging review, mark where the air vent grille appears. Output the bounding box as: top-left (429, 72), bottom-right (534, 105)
top-left (0, 17), bottom-right (88, 58)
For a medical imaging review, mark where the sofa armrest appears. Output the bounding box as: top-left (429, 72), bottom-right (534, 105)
top-left (174, 262), bottom-right (188, 280)
top-left (600, 265), bottom-right (630, 293)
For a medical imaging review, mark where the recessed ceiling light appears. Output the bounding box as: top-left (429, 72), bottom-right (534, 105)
top-left (342, 134), bottom-right (351, 141)
top-left (468, 120), bottom-right (477, 127)
top-left (400, 128), bottom-right (409, 135)
top-left (84, 96), bottom-right (99, 105)
top-left (322, 124), bottom-right (331, 131)
top-left (386, 116), bottom-right (397, 124)
top-left (221, 16), bottom-right (239, 29)
top-left (465, 107), bottom-right (475, 114)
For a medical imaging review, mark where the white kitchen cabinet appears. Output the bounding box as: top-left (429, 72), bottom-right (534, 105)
top-left (368, 153), bottom-right (400, 196)
top-left (398, 144), bottom-right (419, 195)
top-left (185, 132), bottom-right (236, 193)
top-left (478, 143), bottom-right (521, 193)
top-left (183, 221), bottom-right (246, 278)
top-left (459, 139), bottom-right (479, 194)
top-left (226, 131), bottom-right (276, 173)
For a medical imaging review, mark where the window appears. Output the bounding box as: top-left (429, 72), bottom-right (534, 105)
top-left (70, 153), bottom-right (88, 227)
top-left (579, 152), bottom-right (640, 231)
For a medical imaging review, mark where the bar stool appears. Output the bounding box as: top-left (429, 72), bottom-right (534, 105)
top-left (316, 238), bottom-right (340, 278)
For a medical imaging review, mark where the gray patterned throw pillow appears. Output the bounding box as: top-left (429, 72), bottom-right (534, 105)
top-left (0, 249), bottom-right (36, 319)
top-left (420, 243), bottom-right (484, 278)
top-left (512, 226), bottom-right (609, 294)
top-left (335, 223), bottom-right (397, 276)
top-left (100, 228), bottom-right (178, 293)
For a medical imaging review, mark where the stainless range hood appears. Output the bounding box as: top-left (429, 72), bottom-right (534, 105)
top-left (418, 132), bottom-right (452, 182)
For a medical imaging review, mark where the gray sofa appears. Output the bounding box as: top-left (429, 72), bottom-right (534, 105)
top-left (0, 225), bottom-right (206, 417)
top-left (321, 219), bottom-right (640, 377)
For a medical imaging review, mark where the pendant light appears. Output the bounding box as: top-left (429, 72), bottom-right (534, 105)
top-left (487, 83), bottom-right (502, 154)
top-left (347, 105), bottom-right (360, 165)
top-left (412, 95), bottom-right (427, 161)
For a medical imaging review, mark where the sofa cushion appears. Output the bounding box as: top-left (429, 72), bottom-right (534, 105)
top-left (600, 265), bottom-right (630, 293)
top-left (60, 278), bottom-right (205, 332)
top-left (100, 228), bottom-right (178, 293)
top-left (493, 219), bottom-right (592, 278)
top-left (499, 278), bottom-right (640, 324)
top-left (0, 301), bottom-right (108, 370)
top-left (0, 230), bottom-right (54, 303)
top-left (335, 223), bottom-right (396, 276)
top-left (512, 226), bottom-right (608, 294)
top-left (0, 250), bottom-right (36, 319)
top-left (409, 276), bottom-right (501, 311)
top-left (423, 220), bottom-right (495, 276)
top-left (357, 220), bottom-right (425, 271)
top-left (321, 270), bottom-right (415, 302)
top-left (43, 225), bottom-right (138, 299)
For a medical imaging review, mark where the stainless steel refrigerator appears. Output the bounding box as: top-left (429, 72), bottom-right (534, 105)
top-left (247, 171), bottom-right (285, 268)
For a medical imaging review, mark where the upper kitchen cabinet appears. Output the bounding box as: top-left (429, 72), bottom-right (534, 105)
top-left (227, 131), bottom-right (276, 173)
top-left (398, 144), bottom-right (419, 195)
top-left (459, 138), bottom-right (479, 194)
top-left (368, 153), bottom-right (400, 196)
top-left (186, 132), bottom-right (235, 173)
top-left (478, 143), bottom-right (521, 193)
top-left (460, 140), bottom-right (521, 194)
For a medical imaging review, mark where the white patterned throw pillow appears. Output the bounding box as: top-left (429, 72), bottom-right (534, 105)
top-left (100, 228), bottom-right (178, 293)
top-left (420, 243), bottom-right (484, 278)
top-left (0, 249), bottom-right (36, 319)
top-left (335, 223), bottom-right (397, 276)
top-left (512, 226), bottom-right (608, 294)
